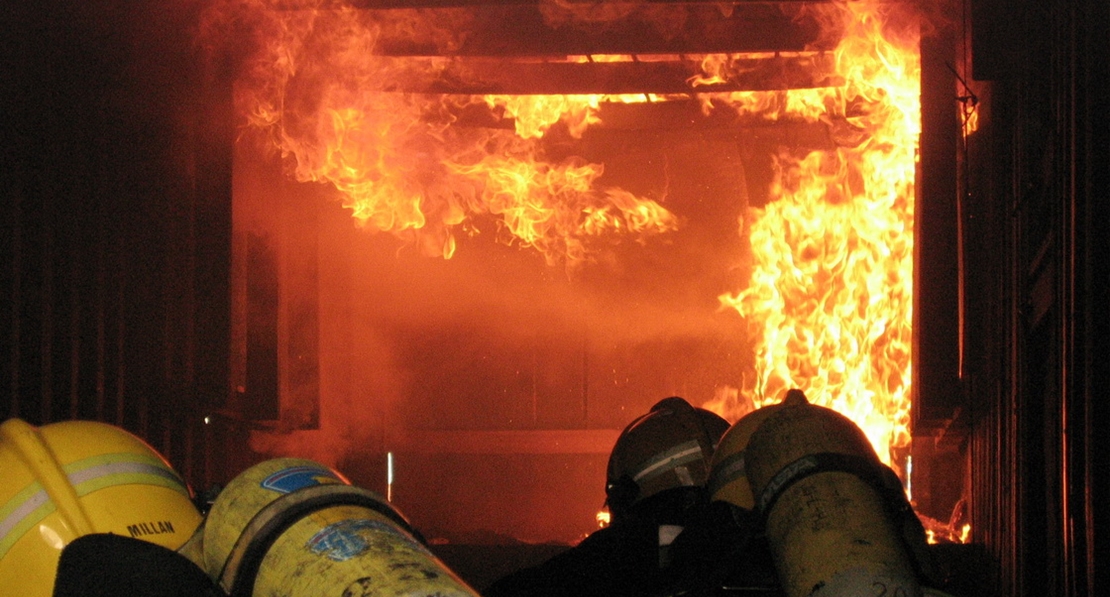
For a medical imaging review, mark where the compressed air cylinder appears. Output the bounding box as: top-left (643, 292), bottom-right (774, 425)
top-left (744, 394), bottom-right (922, 597)
top-left (203, 458), bottom-right (480, 597)
top-left (706, 400), bottom-right (787, 511)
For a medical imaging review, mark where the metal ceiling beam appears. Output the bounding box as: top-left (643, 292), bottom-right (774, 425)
top-left (274, 2), bottom-right (841, 56)
top-left (396, 53), bottom-right (840, 94)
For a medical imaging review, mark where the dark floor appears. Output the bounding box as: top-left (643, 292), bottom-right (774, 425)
top-left (430, 542), bottom-right (995, 596)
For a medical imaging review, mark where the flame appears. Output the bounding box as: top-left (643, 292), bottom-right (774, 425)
top-left (920, 513), bottom-right (972, 544)
top-left (444, 152), bottom-right (678, 266)
top-left (713, 1), bottom-right (921, 468)
top-left (961, 97), bottom-right (979, 137)
top-left (595, 510), bottom-right (611, 528)
top-left (206, 0), bottom-right (677, 267)
top-left (482, 94), bottom-right (602, 140)
top-left (209, 0), bottom-right (922, 468)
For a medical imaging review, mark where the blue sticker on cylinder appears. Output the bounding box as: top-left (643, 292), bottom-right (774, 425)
top-left (307, 519), bottom-right (421, 562)
top-left (261, 465), bottom-right (343, 494)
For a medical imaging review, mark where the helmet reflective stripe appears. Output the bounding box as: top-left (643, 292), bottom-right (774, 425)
top-left (66, 454), bottom-right (189, 498)
top-left (0, 453), bottom-right (189, 559)
top-left (0, 418), bottom-right (94, 539)
top-left (706, 449), bottom-right (746, 498)
top-left (0, 485), bottom-right (53, 559)
top-left (631, 440), bottom-right (704, 485)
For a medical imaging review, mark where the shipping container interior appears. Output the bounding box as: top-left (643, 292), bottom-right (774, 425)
top-left (4, 1), bottom-right (1108, 596)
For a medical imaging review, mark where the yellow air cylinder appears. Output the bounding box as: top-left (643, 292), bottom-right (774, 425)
top-left (203, 457), bottom-right (481, 597)
top-left (0, 418), bottom-right (203, 597)
top-left (706, 393), bottom-right (796, 510)
top-left (743, 393), bottom-right (923, 597)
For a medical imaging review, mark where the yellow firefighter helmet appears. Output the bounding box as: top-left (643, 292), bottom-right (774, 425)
top-left (605, 396), bottom-right (730, 521)
top-left (202, 457), bottom-right (481, 597)
top-left (0, 417), bottom-right (203, 597)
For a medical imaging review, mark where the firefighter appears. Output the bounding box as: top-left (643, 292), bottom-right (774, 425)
top-left (664, 389), bottom-right (947, 597)
top-left (482, 396), bottom-right (730, 597)
top-left (0, 417), bottom-right (221, 597)
top-left (655, 392), bottom-right (792, 597)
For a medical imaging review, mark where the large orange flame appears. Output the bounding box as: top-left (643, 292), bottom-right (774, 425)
top-left (711, 2), bottom-right (920, 469)
top-left (211, 0), bottom-right (677, 267)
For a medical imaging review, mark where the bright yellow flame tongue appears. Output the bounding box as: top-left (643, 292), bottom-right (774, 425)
top-left (717, 2), bottom-right (920, 465)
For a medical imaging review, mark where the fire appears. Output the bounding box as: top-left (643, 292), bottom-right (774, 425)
top-left (207, 0), bottom-right (677, 267)
top-left (482, 94), bottom-right (602, 139)
top-left (920, 508), bottom-right (972, 545)
top-left (961, 96), bottom-right (979, 137)
top-left (208, 0), bottom-right (921, 468)
top-left (712, 1), bottom-right (921, 469)
top-left (596, 510), bottom-right (611, 528)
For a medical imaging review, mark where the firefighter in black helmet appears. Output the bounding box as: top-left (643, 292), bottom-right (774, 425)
top-left (482, 397), bottom-right (730, 597)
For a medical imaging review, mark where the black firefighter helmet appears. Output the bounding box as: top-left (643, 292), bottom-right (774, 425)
top-left (604, 397), bottom-right (730, 523)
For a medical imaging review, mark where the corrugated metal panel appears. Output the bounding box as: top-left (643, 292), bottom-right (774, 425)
top-left (1, 1), bottom-right (238, 492)
top-left (966, 0), bottom-right (1110, 594)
